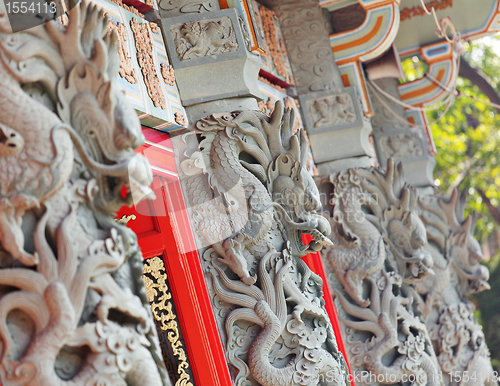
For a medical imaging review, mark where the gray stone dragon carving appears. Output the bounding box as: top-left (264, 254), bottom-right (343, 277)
top-left (176, 102), bottom-right (349, 385)
top-left (418, 190), bottom-right (496, 386)
top-left (0, 2), bottom-right (169, 385)
top-left (321, 159), bottom-right (442, 385)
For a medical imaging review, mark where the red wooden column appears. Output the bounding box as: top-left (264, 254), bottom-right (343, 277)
top-left (116, 127), bottom-right (232, 386)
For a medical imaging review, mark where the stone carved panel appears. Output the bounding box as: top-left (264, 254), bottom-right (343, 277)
top-left (306, 93), bottom-right (356, 129)
top-left (131, 17), bottom-right (167, 109)
top-left (176, 102), bottom-right (349, 385)
top-left (321, 159), bottom-right (441, 385)
top-left (0, 2), bottom-right (169, 385)
top-left (379, 132), bottom-right (423, 159)
top-left (170, 16), bottom-right (238, 60)
top-left (418, 190), bottom-right (496, 385)
top-left (273, 0), bottom-right (343, 94)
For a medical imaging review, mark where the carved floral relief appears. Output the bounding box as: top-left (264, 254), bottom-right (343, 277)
top-left (161, 63), bottom-right (176, 86)
top-left (170, 16), bottom-right (238, 60)
top-left (131, 17), bottom-right (167, 109)
top-left (0, 1), bottom-right (169, 385)
top-left (107, 18), bottom-right (138, 84)
top-left (259, 6), bottom-right (286, 79)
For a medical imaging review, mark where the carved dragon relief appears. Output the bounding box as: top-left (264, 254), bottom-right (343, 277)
top-left (176, 101), bottom-right (349, 385)
top-left (321, 159), bottom-right (441, 385)
top-left (0, 2), bottom-right (170, 385)
top-left (418, 190), bottom-right (496, 386)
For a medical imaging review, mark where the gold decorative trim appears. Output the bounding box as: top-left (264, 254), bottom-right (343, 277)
top-left (143, 257), bottom-right (194, 386)
top-left (115, 214), bottom-right (136, 224)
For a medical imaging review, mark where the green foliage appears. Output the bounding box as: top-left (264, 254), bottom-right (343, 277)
top-left (403, 35), bottom-right (500, 268)
top-left (403, 35), bottom-right (500, 372)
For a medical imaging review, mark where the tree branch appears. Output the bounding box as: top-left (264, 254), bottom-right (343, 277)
top-left (459, 58), bottom-right (500, 113)
top-left (477, 188), bottom-right (500, 224)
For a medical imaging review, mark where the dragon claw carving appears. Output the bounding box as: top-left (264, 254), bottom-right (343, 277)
top-left (213, 236), bottom-right (257, 285)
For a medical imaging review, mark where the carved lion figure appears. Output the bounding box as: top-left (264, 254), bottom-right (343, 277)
top-left (175, 17), bottom-right (238, 60)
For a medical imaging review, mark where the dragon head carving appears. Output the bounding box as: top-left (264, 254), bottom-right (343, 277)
top-left (418, 189), bottom-right (490, 298)
top-left (0, 2), bottom-right (153, 213)
top-left (180, 101), bottom-right (332, 284)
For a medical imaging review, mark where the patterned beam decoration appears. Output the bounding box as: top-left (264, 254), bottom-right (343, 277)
top-left (398, 41), bottom-right (458, 154)
top-left (323, 0), bottom-right (401, 116)
top-left (398, 0), bottom-right (500, 58)
top-left (92, 0), bottom-right (187, 131)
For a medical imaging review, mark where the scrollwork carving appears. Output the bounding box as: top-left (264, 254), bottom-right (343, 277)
top-left (273, 0), bottom-right (343, 93)
top-left (143, 257), bottom-right (194, 386)
top-left (158, 0), bottom-right (218, 13)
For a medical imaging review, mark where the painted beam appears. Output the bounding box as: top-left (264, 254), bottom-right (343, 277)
top-left (326, 0), bottom-right (401, 116)
top-left (398, 41), bottom-right (458, 107)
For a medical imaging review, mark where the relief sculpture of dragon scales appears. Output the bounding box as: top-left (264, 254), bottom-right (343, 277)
top-left (320, 159), bottom-right (442, 385)
top-left (418, 190), bottom-right (496, 386)
top-left (0, 2), bottom-right (170, 385)
top-left (176, 101), bottom-right (349, 385)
